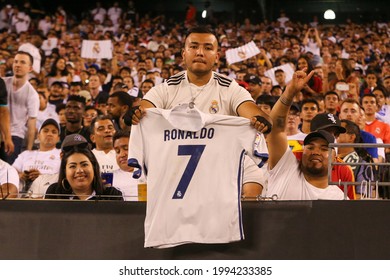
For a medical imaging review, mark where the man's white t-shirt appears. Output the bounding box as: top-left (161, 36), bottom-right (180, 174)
top-left (92, 149), bottom-right (120, 173)
top-left (112, 169), bottom-right (138, 201)
top-left (128, 105), bottom-right (268, 248)
top-left (4, 77), bottom-right (39, 139)
top-left (12, 149), bottom-right (61, 174)
top-left (37, 104), bottom-right (59, 130)
top-left (265, 147), bottom-right (345, 200)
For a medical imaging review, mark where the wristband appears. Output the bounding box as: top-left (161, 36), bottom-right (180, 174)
top-left (123, 106), bottom-right (140, 126)
top-left (254, 115), bottom-right (272, 134)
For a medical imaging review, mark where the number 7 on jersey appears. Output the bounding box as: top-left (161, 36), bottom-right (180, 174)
top-left (172, 145), bottom-right (205, 199)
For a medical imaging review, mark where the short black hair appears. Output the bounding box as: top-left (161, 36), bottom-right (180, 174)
top-left (324, 91), bottom-right (340, 100)
top-left (274, 69), bottom-right (285, 74)
top-left (90, 115), bottom-right (115, 134)
top-left (29, 77), bottom-right (41, 85)
top-left (256, 95), bottom-right (276, 108)
top-left (67, 94), bottom-right (86, 106)
top-left (301, 98), bottom-right (319, 110)
top-left (113, 128), bottom-right (131, 143)
top-left (110, 91), bottom-right (135, 107)
top-left (185, 26), bottom-right (217, 43)
top-left (70, 81), bottom-right (83, 88)
top-left (55, 103), bottom-right (66, 114)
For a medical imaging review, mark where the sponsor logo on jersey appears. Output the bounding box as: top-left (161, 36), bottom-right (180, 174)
top-left (209, 100), bottom-right (219, 114)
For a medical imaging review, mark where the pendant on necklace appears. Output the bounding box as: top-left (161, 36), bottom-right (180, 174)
top-left (189, 101), bottom-right (195, 109)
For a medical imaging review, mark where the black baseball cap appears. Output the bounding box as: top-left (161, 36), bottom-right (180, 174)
top-left (310, 113), bottom-right (346, 134)
top-left (39, 118), bottom-right (60, 134)
top-left (290, 102), bottom-right (301, 112)
top-left (61, 133), bottom-right (90, 152)
top-left (244, 74), bottom-right (262, 85)
top-left (304, 130), bottom-right (335, 146)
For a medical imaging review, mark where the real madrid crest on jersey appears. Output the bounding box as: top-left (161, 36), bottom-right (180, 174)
top-left (209, 100), bottom-right (219, 114)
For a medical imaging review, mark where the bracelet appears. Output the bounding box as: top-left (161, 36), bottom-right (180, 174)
top-left (280, 96), bottom-right (293, 107)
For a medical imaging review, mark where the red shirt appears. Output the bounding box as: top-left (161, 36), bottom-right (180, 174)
top-left (365, 119), bottom-right (390, 143)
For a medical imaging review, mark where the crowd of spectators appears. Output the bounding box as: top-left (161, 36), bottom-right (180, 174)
top-left (0, 1), bottom-right (389, 200)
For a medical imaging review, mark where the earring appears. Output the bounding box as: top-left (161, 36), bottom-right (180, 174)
top-left (61, 179), bottom-right (71, 191)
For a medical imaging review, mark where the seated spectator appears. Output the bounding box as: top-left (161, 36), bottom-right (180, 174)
top-left (244, 74), bottom-right (262, 101)
top-left (13, 119), bottom-right (61, 193)
top-left (286, 103), bottom-right (306, 160)
top-left (0, 159), bottom-right (19, 198)
top-left (112, 129), bottom-right (139, 201)
top-left (323, 91), bottom-right (340, 115)
top-left (44, 146), bottom-right (123, 200)
top-left (299, 98), bottom-right (320, 134)
top-left (37, 91), bottom-right (59, 131)
top-left (337, 120), bottom-right (375, 197)
top-left (83, 105), bottom-right (101, 128)
top-left (362, 94), bottom-right (390, 144)
top-left (255, 95), bottom-right (276, 115)
top-left (46, 57), bottom-right (71, 87)
top-left (310, 112), bottom-right (356, 199)
top-left (107, 91), bottom-right (134, 131)
top-left (56, 103), bottom-right (66, 127)
top-left (90, 116), bottom-right (119, 174)
top-left (265, 69), bottom-right (344, 200)
top-left (241, 156), bottom-right (269, 200)
top-left (140, 79), bottom-right (155, 96)
top-left (47, 81), bottom-right (66, 107)
top-left (339, 98), bottom-right (379, 162)
top-left (373, 86), bottom-right (390, 124)
top-left (296, 55), bottom-right (322, 97)
top-left (59, 95), bottom-right (92, 147)
top-left (29, 133), bottom-right (90, 198)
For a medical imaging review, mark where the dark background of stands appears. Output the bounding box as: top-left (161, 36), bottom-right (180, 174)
top-left (4, 0), bottom-right (389, 24)
top-left (1, 200), bottom-right (390, 260)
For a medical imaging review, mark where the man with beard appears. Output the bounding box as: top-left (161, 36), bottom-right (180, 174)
top-left (59, 95), bottom-right (91, 147)
top-left (264, 68), bottom-right (344, 200)
top-left (107, 91), bottom-right (134, 131)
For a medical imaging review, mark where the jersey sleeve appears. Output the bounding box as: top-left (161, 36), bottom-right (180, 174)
top-left (229, 81), bottom-right (254, 114)
top-left (143, 82), bottom-right (166, 109)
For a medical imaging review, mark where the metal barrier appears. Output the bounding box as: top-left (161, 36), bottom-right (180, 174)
top-left (328, 143), bottom-right (390, 200)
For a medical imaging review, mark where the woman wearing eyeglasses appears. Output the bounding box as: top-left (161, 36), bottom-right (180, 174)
top-left (44, 147), bottom-right (123, 200)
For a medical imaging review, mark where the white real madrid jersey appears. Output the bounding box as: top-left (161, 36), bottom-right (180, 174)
top-left (128, 105), bottom-right (268, 248)
top-left (143, 71), bottom-right (253, 116)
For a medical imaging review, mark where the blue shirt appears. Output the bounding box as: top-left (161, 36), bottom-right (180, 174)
top-left (360, 130), bottom-right (378, 158)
